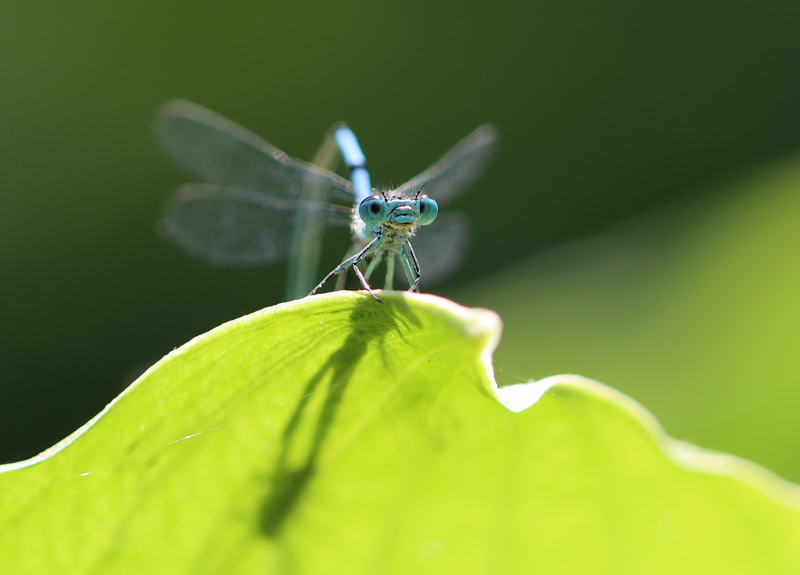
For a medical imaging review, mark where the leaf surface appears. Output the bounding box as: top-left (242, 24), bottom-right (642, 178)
top-left (2, 292), bottom-right (799, 574)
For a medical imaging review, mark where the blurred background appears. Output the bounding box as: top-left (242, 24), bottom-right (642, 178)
top-left (2, 0), bottom-right (800, 481)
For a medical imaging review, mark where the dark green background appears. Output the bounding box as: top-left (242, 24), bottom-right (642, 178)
top-left (2, 0), bottom-right (800, 463)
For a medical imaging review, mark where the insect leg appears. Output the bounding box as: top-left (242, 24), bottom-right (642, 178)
top-left (398, 255), bottom-right (415, 292)
top-left (333, 242), bottom-right (361, 290)
top-left (310, 237), bottom-right (378, 296)
top-left (351, 261), bottom-right (381, 302)
top-left (400, 242), bottom-right (421, 292)
top-left (384, 253), bottom-right (395, 290)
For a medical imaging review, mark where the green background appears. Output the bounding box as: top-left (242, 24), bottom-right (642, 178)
top-left (2, 0), bottom-right (800, 481)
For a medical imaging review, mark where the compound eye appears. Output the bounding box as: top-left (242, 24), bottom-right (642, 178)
top-left (417, 195), bottom-right (439, 226)
top-left (358, 195), bottom-right (388, 226)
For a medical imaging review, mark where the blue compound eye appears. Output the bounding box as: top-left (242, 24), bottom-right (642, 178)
top-left (417, 195), bottom-right (438, 226)
top-left (358, 195), bottom-right (388, 226)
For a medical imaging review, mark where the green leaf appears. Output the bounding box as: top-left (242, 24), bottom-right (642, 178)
top-left (2, 292), bottom-right (799, 574)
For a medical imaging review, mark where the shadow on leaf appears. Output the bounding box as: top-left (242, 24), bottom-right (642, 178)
top-left (260, 294), bottom-right (420, 537)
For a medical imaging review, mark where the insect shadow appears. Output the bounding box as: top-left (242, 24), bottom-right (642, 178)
top-left (259, 294), bottom-right (422, 537)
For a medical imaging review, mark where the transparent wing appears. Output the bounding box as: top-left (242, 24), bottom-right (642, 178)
top-left (159, 183), bottom-right (353, 268)
top-left (402, 212), bottom-right (471, 288)
top-left (393, 124), bottom-right (498, 206)
top-left (155, 100), bottom-right (356, 203)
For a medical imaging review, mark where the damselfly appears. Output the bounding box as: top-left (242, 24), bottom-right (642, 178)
top-left (156, 101), bottom-right (497, 300)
